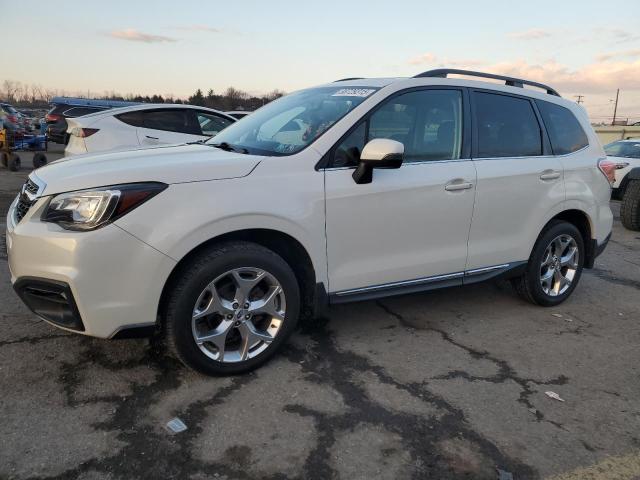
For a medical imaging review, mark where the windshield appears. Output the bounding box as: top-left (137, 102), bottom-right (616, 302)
top-left (207, 86), bottom-right (379, 155)
top-left (605, 140), bottom-right (640, 159)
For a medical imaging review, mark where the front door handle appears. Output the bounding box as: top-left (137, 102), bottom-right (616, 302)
top-left (145, 135), bottom-right (159, 140)
top-left (445, 180), bottom-right (474, 191)
top-left (540, 169), bottom-right (561, 181)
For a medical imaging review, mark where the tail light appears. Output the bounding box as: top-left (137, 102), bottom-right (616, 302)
top-left (45, 114), bottom-right (61, 123)
top-left (70, 128), bottom-right (99, 138)
top-left (7, 114), bottom-right (17, 123)
top-left (597, 158), bottom-right (616, 185)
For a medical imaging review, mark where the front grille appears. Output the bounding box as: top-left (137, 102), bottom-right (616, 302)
top-left (13, 178), bottom-right (41, 223)
top-left (24, 178), bottom-right (39, 195)
top-left (14, 195), bottom-right (34, 223)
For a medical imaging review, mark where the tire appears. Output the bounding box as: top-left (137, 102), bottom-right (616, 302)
top-left (0, 152), bottom-right (7, 168)
top-left (8, 153), bottom-right (20, 172)
top-left (620, 180), bottom-right (640, 231)
top-left (33, 152), bottom-right (47, 169)
top-left (511, 221), bottom-right (584, 307)
top-left (164, 241), bottom-right (300, 375)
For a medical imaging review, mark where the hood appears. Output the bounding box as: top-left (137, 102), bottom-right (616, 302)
top-left (34, 144), bottom-right (263, 195)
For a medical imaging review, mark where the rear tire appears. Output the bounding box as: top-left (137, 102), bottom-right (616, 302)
top-left (163, 241), bottom-right (300, 376)
top-left (8, 153), bottom-right (20, 171)
top-left (511, 221), bottom-right (584, 306)
top-left (33, 152), bottom-right (47, 169)
top-left (620, 180), bottom-right (640, 231)
top-left (0, 152), bottom-right (7, 168)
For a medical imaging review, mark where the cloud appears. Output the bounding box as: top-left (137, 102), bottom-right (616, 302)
top-left (487, 59), bottom-right (640, 94)
top-left (175, 24), bottom-right (221, 33)
top-left (596, 49), bottom-right (640, 62)
top-left (109, 29), bottom-right (176, 43)
top-left (595, 27), bottom-right (640, 45)
top-left (507, 28), bottom-right (551, 40)
top-left (408, 52), bottom-right (437, 65)
top-left (408, 53), bottom-right (484, 69)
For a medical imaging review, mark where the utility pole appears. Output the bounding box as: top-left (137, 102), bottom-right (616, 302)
top-left (574, 95), bottom-right (584, 104)
top-left (612, 89), bottom-right (620, 126)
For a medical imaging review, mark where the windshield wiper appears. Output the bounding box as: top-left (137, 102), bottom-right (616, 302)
top-left (210, 142), bottom-right (249, 154)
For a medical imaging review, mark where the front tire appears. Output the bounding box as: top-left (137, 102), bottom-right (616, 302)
top-left (164, 242), bottom-right (300, 375)
top-left (512, 221), bottom-right (584, 306)
top-left (620, 180), bottom-right (640, 231)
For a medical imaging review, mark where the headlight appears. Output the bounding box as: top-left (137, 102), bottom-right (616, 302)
top-left (42, 183), bottom-right (166, 231)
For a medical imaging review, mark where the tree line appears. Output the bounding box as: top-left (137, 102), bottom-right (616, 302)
top-left (1, 80), bottom-right (284, 112)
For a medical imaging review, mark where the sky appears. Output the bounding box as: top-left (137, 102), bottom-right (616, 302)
top-left (3, 0), bottom-right (640, 122)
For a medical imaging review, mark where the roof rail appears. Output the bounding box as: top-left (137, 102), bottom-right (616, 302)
top-left (333, 77), bottom-right (364, 82)
top-left (50, 96), bottom-right (142, 108)
top-left (412, 69), bottom-right (561, 97)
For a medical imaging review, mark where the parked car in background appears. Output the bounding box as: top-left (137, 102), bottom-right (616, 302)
top-left (65, 104), bottom-right (236, 156)
top-left (6, 69), bottom-right (613, 375)
top-left (605, 139), bottom-right (640, 230)
top-left (46, 97), bottom-right (140, 144)
top-left (0, 103), bottom-right (24, 135)
top-left (225, 110), bottom-right (251, 120)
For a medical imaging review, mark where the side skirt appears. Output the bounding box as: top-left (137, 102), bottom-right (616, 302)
top-left (329, 261), bottom-right (527, 304)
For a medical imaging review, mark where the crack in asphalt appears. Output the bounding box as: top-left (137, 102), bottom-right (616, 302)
top-left (0, 332), bottom-right (69, 348)
top-left (282, 318), bottom-right (538, 480)
top-left (586, 268), bottom-right (640, 291)
top-left (21, 317), bottom-right (540, 480)
top-left (376, 301), bottom-right (570, 430)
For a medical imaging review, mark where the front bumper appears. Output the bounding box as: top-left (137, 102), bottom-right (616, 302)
top-left (6, 196), bottom-right (177, 338)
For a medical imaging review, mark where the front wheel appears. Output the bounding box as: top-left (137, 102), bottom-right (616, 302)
top-left (512, 221), bottom-right (584, 306)
top-left (164, 242), bottom-right (300, 375)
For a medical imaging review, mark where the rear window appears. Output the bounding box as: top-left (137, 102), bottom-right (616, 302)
top-left (537, 100), bottom-right (589, 155)
top-left (63, 107), bottom-right (105, 117)
top-left (474, 92), bottom-right (542, 158)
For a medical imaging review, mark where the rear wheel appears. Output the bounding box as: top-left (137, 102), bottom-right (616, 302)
top-left (620, 180), bottom-right (640, 231)
top-left (33, 152), bottom-right (47, 169)
top-left (164, 242), bottom-right (300, 375)
top-left (0, 152), bottom-right (7, 168)
top-left (8, 153), bottom-right (20, 171)
top-left (512, 221), bottom-right (584, 306)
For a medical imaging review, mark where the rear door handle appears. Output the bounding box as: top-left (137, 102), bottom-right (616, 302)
top-left (540, 169), bottom-right (561, 181)
top-left (445, 180), bottom-right (474, 191)
top-left (145, 135), bottom-right (159, 140)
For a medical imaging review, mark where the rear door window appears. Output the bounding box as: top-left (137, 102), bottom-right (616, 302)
top-left (536, 100), bottom-right (589, 155)
top-left (474, 92), bottom-right (542, 158)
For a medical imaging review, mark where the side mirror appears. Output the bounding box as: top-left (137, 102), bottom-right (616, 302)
top-left (352, 138), bottom-right (404, 184)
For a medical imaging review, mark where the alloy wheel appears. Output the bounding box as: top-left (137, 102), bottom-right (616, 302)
top-left (191, 267), bottom-right (286, 363)
top-left (539, 234), bottom-right (579, 297)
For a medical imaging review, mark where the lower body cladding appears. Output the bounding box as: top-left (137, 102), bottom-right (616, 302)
top-left (6, 201), bottom-right (176, 338)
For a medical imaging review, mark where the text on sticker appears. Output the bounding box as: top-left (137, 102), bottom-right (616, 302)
top-left (332, 88), bottom-right (376, 98)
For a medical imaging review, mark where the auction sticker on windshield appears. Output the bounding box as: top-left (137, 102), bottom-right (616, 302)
top-left (332, 88), bottom-right (376, 97)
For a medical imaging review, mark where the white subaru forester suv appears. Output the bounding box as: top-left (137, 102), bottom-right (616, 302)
top-left (6, 69), bottom-right (614, 375)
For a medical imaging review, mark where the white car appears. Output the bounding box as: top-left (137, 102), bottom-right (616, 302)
top-left (7, 69), bottom-right (613, 375)
top-left (65, 104), bottom-right (236, 156)
top-left (605, 139), bottom-right (640, 230)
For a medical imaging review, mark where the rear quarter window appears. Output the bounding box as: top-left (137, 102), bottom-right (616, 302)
top-left (536, 100), bottom-right (589, 155)
top-left (116, 111), bottom-right (145, 127)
